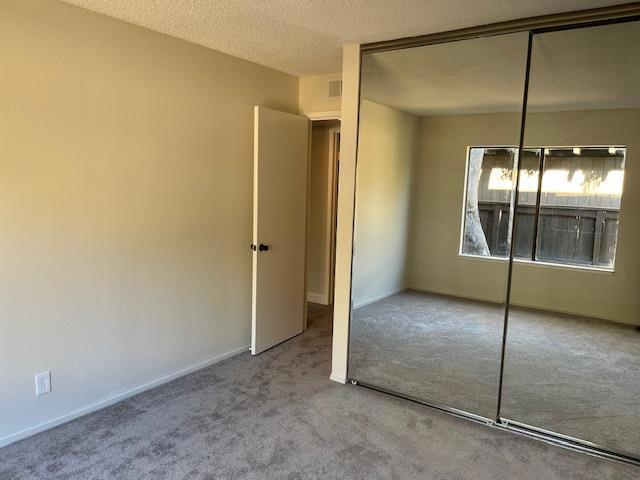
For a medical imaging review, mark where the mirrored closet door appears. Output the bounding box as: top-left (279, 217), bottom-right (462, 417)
top-left (501, 19), bottom-right (640, 460)
top-left (348, 32), bottom-right (529, 420)
top-left (348, 9), bottom-right (640, 464)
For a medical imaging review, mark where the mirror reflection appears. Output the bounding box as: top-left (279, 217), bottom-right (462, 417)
top-left (502, 21), bottom-right (640, 457)
top-left (349, 18), bottom-right (640, 459)
top-left (348, 32), bottom-right (529, 419)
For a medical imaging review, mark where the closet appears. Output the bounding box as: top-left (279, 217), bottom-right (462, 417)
top-left (348, 8), bottom-right (640, 464)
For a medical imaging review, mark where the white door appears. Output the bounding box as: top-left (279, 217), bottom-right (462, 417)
top-left (251, 106), bottom-right (309, 355)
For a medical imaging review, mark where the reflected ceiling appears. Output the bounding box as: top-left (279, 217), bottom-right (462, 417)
top-left (362, 21), bottom-right (640, 116)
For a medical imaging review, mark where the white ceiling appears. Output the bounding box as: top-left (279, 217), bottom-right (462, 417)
top-left (362, 21), bottom-right (640, 116)
top-left (61, 0), bottom-right (637, 76)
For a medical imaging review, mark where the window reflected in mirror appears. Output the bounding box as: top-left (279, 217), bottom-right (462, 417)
top-left (461, 146), bottom-right (625, 269)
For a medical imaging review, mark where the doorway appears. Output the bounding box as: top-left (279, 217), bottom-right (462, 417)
top-left (306, 120), bottom-right (340, 329)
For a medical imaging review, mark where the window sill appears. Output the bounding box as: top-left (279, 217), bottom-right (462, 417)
top-left (458, 253), bottom-right (615, 274)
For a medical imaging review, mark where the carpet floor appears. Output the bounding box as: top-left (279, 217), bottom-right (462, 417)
top-left (1, 303), bottom-right (638, 479)
top-left (349, 290), bottom-right (640, 458)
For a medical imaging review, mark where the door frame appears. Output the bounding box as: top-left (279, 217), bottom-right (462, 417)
top-left (326, 127), bottom-right (340, 304)
top-left (304, 112), bottom-right (341, 330)
top-left (307, 111), bottom-right (341, 122)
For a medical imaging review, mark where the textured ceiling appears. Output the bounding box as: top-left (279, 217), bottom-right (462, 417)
top-left (61, 0), bottom-right (637, 76)
top-left (362, 21), bottom-right (640, 115)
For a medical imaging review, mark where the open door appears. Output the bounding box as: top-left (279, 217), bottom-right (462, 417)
top-left (251, 106), bottom-right (309, 355)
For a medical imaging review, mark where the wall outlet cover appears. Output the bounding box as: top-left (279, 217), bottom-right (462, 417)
top-left (35, 371), bottom-right (51, 396)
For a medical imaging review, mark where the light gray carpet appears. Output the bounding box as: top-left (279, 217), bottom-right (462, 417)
top-left (503, 307), bottom-right (640, 456)
top-left (349, 290), bottom-right (640, 458)
top-left (350, 290), bottom-right (505, 418)
top-left (1, 303), bottom-right (638, 479)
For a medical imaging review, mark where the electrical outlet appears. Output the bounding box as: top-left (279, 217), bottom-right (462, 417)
top-left (35, 371), bottom-right (51, 396)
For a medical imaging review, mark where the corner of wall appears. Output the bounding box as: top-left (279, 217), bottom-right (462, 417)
top-left (330, 44), bottom-right (360, 383)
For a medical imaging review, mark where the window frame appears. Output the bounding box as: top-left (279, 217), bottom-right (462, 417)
top-left (458, 145), bottom-right (625, 273)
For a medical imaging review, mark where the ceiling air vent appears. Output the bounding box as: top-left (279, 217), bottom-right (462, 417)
top-left (328, 80), bottom-right (342, 98)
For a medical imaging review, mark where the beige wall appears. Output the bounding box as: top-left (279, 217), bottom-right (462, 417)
top-left (352, 100), bottom-right (419, 307)
top-left (307, 123), bottom-right (338, 303)
top-left (410, 110), bottom-right (640, 325)
top-left (408, 113), bottom-right (520, 304)
top-left (0, 0), bottom-right (298, 445)
top-left (299, 74), bottom-right (342, 116)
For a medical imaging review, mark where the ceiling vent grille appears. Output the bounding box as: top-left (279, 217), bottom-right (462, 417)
top-left (328, 80), bottom-right (342, 98)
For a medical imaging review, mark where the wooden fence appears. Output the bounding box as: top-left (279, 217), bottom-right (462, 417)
top-left (478, 201), bottom-right (619, 268)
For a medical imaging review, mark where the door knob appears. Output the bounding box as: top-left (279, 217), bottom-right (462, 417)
top-left (258, 243), bottom-right (269, 252)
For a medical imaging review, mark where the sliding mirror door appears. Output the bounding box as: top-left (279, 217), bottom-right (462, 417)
top-left (502, 20), bottom-right (640, 458)
top-left (348, 32), bottom-right (529, 419)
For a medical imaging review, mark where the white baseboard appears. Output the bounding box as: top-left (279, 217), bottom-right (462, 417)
top-left (352, 286), bottom-right (406, 310)
top-left (408, 285), bottom-right (503, 305)
top-left (329, 372), bottom-right (347, 384)
top-left (409, 285), bottom-right (632, 325)
top-left (0, 344), bottom-right (250, 449)
top-left (307, 291), bottom-right (329, 305)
